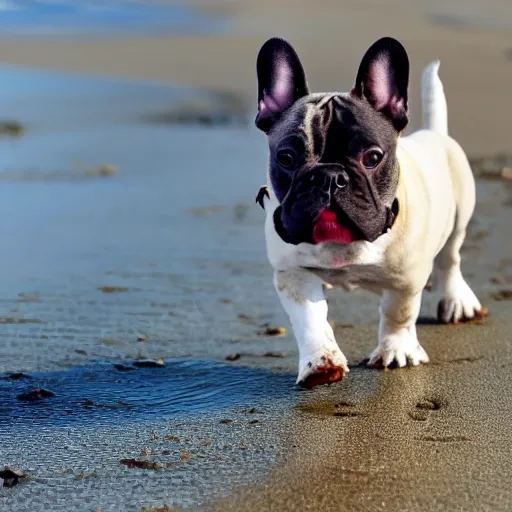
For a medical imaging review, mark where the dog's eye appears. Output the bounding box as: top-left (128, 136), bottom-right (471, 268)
top-left (276, 150), bottom-right (296, 169)
top-left (362, 148), bottom-right (384, 169)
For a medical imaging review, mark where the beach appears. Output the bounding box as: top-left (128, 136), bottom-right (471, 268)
top-left (0, 1), bottom-right (511, 510)
top-left (1, 0), bottom-right (512, 155)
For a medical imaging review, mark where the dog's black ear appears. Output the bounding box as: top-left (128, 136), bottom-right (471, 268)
top-left (352, 37), bottom-right (409, 132)
top-left (256, 38), bottom-right (309, 133)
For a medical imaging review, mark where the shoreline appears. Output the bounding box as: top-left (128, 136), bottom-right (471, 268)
top-left (0, 1), bottom-right (510, 155)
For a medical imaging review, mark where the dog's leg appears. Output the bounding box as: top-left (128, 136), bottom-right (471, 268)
top-left (368, 290), bottom-right (429, 368)
top-left (434, 227), bottom-right (484, 323)
top-left (274, 269), bottom-right (349, 388)
top-left (433, 137), bottom-right (485, 323)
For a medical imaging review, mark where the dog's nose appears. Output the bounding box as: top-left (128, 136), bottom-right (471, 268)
top-left (307, 165), bottom-right (349, 190)
top-left (334, 172), bottom-right (348, 189)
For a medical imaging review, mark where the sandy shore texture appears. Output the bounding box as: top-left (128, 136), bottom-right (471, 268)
top-left (0, 0), bottom-right (511, 155)
top-left (0, 1), bottom-right (511, 511)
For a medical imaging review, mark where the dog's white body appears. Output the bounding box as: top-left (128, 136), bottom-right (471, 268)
top-left (261, 61), bottom-right (482, 383)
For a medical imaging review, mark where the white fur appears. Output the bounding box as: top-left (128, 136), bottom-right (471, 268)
top-left (261, 62), bottom-right (482, 384)
top-left (274, 269), bottom-right (349, 383)
top-left (422, 60), bottom-right (448, 136)
top-left (368, 290), bottom-right (429, 367)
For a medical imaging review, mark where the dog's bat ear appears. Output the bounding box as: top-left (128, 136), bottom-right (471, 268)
top-left (255, 37), bottom-right (309, 133)
top-left (352, 37), bottom-right (409, 132)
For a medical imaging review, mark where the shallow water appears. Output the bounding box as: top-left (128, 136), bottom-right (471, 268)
top-left (0, 360), bottom-right (295, 510)
top-left (0, 67), bottom-right (289, 377)
top-left (0, 0), bottom-right (224, 37)
top-left (0, 359), bottom-right (294, 427)
top-left (0, 362), bottom-right (294, 511)
top-left (0, 66), bottom-right (295, 510)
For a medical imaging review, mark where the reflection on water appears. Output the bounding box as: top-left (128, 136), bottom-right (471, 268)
top-left (0, 360), bottom-right (294, 427)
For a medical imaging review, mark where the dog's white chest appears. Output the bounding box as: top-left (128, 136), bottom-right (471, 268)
top-left (264, 197), bottom-right (395, 291)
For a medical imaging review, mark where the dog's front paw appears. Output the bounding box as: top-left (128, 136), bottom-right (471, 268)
top-left (437, 278), bottom-right (486, 324)
top-left (367, 333), bottom-right (429, 369)
top-left (297, 349), bottom-right (349, 389)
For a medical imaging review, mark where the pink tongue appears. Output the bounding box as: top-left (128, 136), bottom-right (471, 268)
top-left (312, 210), bottom-right (355, 244)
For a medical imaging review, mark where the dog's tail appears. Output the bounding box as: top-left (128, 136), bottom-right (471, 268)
top-left (421, 60), bottom-right (448, 136)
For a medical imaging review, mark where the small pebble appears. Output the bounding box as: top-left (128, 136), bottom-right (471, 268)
top-left (263, 351), bottom-right (287, 358)
top-left (133, 359), bottom-right (165, 368)
top-left (17, 388), bottom-right (55, 401)
top-left (262, 325), bottom-right (287, 336)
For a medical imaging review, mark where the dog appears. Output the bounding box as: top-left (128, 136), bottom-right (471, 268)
top-left (254, 36), bottom-right (486, 389)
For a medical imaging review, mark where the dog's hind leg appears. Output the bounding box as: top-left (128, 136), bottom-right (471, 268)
top-left (433, 142), bottom-right (486, 323)
top-left (423, 61), bottom-right (485, 323)
top-left (434, 225), bottom-right (485, 323)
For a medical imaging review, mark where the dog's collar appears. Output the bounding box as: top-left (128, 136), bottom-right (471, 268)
top-left (256, 186), bottom-right (270, 209)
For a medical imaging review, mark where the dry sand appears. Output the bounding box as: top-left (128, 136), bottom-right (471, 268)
top-left (0, 0), bottom-right (511, 155)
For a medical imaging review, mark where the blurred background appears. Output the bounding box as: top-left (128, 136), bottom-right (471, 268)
top-left (0, 2), bottom-right (511, 511)
top-left (1, 1), bottom-right (512, 149)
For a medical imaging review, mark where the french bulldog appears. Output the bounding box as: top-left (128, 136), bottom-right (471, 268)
top-left (255, 36), bottom-right (486, 389)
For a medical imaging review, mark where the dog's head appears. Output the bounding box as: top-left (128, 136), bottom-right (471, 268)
top-left (256, 37), bottom-right (408, 245)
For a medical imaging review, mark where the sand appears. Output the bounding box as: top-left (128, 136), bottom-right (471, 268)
top-left (0, 1), bottom-right (511, 510)
top-left (203, 311), bottom-right (512, 511)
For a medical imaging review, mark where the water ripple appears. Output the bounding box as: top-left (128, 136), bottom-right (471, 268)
top-left (0, 360), bottom-right (295, 427)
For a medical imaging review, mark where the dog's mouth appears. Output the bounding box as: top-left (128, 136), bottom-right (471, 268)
top-left (312, 209), bottom-right (360, 245)
top-left (274, 199), bottom-right (399, 246)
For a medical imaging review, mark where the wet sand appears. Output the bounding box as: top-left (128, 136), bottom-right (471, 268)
top-left (0, 1), bottom-right (511, 510)
top-left (0, 67), bottom-right (297, 510)
top-left (203, 308), bottom-right (512, 512)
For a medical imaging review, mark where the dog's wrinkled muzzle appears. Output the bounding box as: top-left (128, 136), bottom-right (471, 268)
top-left (274, 163), bottom-right (398, 245)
